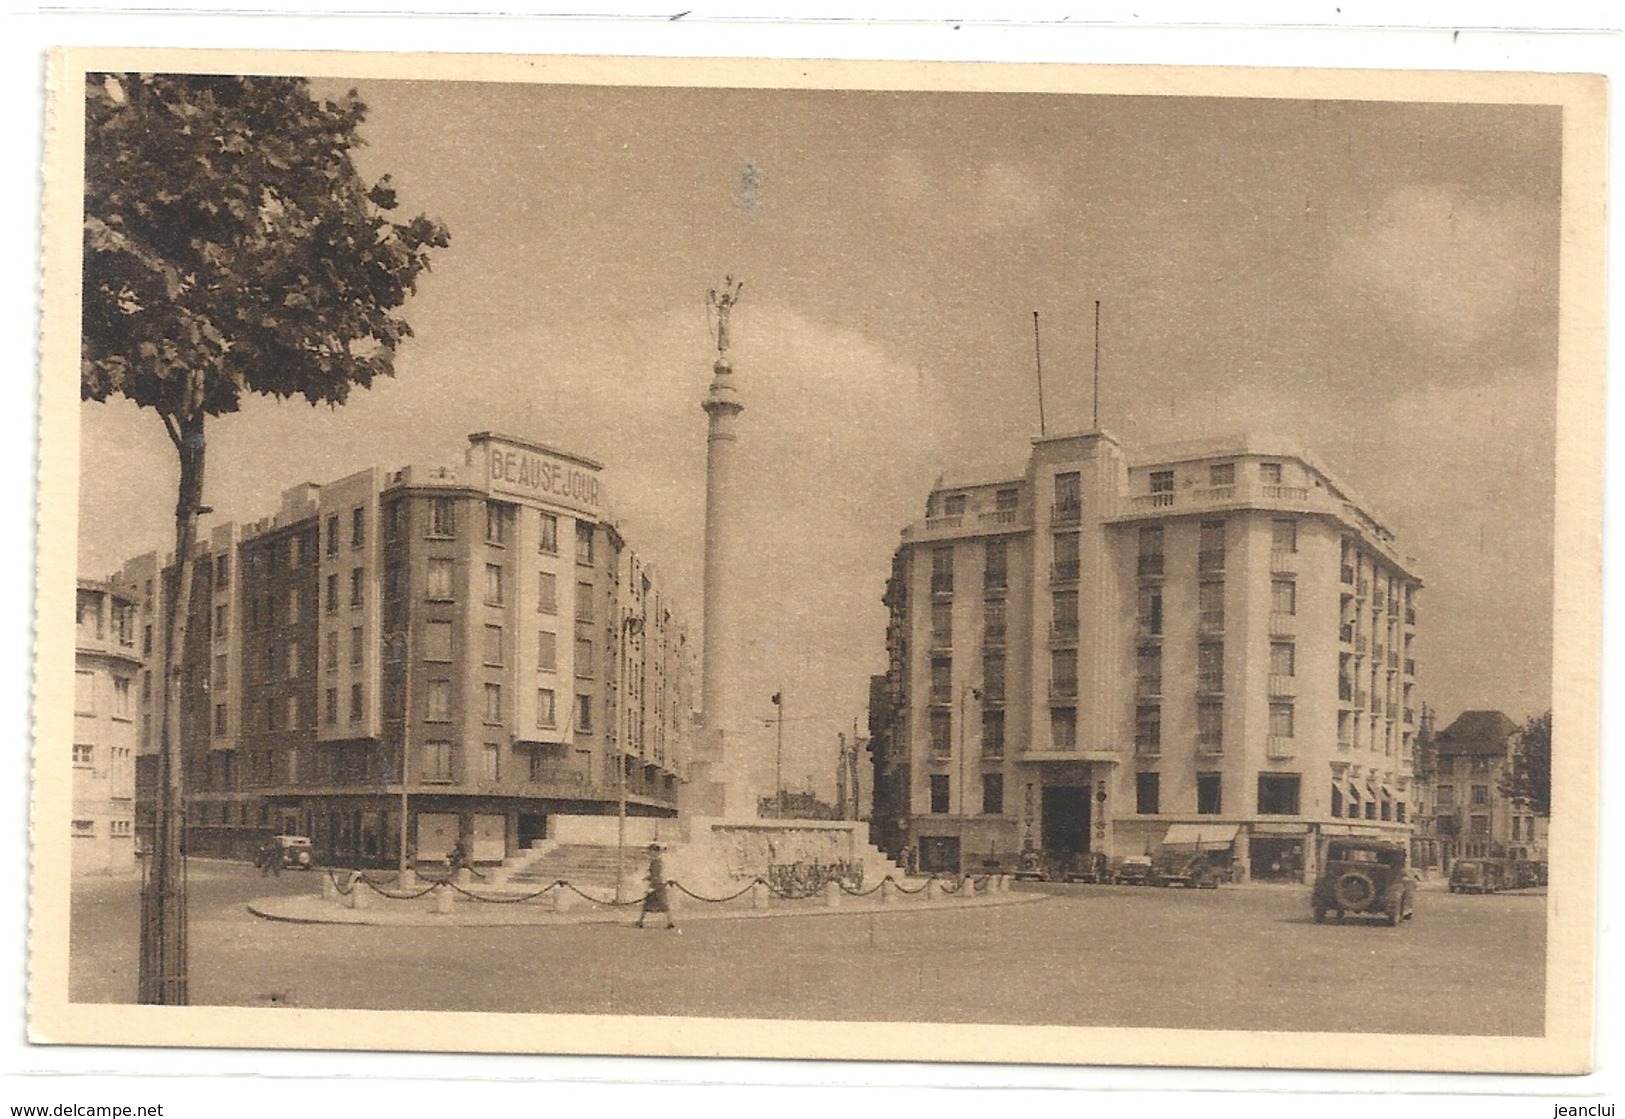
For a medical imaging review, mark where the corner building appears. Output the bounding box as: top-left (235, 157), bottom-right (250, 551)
top-left (73, 580), bottom-right (142, 874)
top-left (113, 432), bottom-right (694, 867)
top-left (872, 431), bottom-right (1421, 882)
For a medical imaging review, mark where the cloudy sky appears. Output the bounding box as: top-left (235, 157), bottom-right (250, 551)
top-left (77, 76), bottom-right (1560, 796)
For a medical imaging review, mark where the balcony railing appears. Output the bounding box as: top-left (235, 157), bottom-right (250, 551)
top-left (1137, 554), bottom-right (1164, 578)
top-left (1050, 619), bottom-right (1080, 644)
top-left (1270, 550), bottom-right (1297, 575)
top-left (1197, 549), bottom-right (1226, 573)
top-left (1134, 676), bottom-right (1161, 699)
top-left (1196, 672), bottom-right (1224, 695)
top-left (979, 509), bottom-right (1019, 526)
top-left (1194, 485), bottom-right (1236, 504)
top-left (1268, 613), bottom-right (1296, 637)
top-left (1263, 485), bottom-right (1309, 502)
top-left (982, 624), bottom-right (1007, 647)
top-left (1131, 492), bottom-right (1175, 509)
top-left (1266, 735), bottom-right (1295, 760)
top-left (1051, 561), bottom-right (1080, 583)
top-left (1050, 678), bottom-right (1079, 700)
top-left (1052, 501), bottom-right (1082, 524)
top-left (1268, 674), bottom-right (1296, 697)
top-left (1196, 734), bottom-right (1224, 755)
top-left (980, 743), bottom-right (1005, 762)
top-left (925, 514), bottom-right (963, 531)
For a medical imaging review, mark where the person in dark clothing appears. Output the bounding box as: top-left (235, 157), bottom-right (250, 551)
top-left (635, 843), bottom-right (677, 930)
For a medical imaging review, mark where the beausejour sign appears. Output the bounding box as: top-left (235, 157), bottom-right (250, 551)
top-left (469, 432), bottom-right (603, 514)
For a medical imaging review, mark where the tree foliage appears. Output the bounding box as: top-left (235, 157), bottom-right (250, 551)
top-left (82, 72), bottom-right (450, 425)
top-left (1500, 710), bottom-right (1552, 817)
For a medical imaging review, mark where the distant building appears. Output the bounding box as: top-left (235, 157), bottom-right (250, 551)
top-left (870, 431), bottom-right (1422, 882)
top-left (1426, 709), bottom-right (1548, 865)
top-left (111, 432), bottom-right (696, 867)
top-left (73, 580), bottom-right (142, 875)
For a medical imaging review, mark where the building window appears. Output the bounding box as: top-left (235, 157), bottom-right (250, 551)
top-left (1052, 590), bottom-right (1079, 641)
top-left (575, 582), bottom-right (595, 622)
top-left (112, 676), bottom-right (132, 718)
top-left (423, 558), bottom-right (453, 602)
top-left (981, 709), bottom-right (1005, 758)
top-left (1051, 707), bottom-right (1077, 751)
top-left (1137, 524), bottom-right (1164, 577)
top-left (1135, 704), bottom-right (1160, 753)
top-left (213, 552), bottom-right (230, 588)
top-left (1470, 814), bottom-right (1491, 837)
top-left (1197, 642), bottom-right (1223, 695)
top-left (1269, 702), bottom-right (1295, 739)
top-left (485, 564), bottom-right (505, 606)
top-left (1053, 532), bottom-right (1080, 582)
top-left (287, 694), bottom-right (302, 730)
top-left (575, 522), bottom-right (595, 565)
top-left (72, 744), bottom-right (94, 767)
top-left (1197, 772), bottom-right (1222, 814)
top-left (984, 539), bottom-right (1008, 591)
top-left (326, 513), bottom-right (340, 556)
top-left (213, 703), bottom-right (227, 736)
top-left (349, 683), bottom-right (363, 722)
top-left (429, 497), bottom-right (456, 538)
top-left (486, 501), bottom-right (512, 545)
top-left (1437, 784), bottom-right (1455, 809)
top-left (539, 513), bottom-right (559, 554)
top-left (1271, 578), bottom-right (1297, 616)
top-left (323, 630), bottom-right (339, 670)
top-left (929, 657), bottom-right (952, 706)
top-left (575, 637), bottom-right (594, 678)
top-left (1260, 462), bottom-right (1283, 484)
top-left (351, 506), bottom-right (366, 551)
top-left (930, 602), bottom-right (953, 648)
top-left (1270, 641), bottom-right (1295, 677)
top-left (537, 688), bottom-right (557, 728)
top-left (537, 630), bottom-right (557, 671)
top-left (1136, 772), bottom-right (1160, 814)
top-left (1209, 462), bottom-right (1235, 486)
top-left (286, 641), bottom-right (301, 678)
top-left (1198, 580), bottom-right (1224, 634)
top-left (1149, 470), bottom-right (1174, 495)
top-left (995, 488), bottom-right (1019, 511)
top-left (142, 625), bottom-right (152, 656)
top-left (981, 773), bottom-right (1004, 815)
top-left (214, 604), bottom-right (229, 639)
top-left (1257, 773), bottom-right (1301, 815)
top-left (930, 548), bottom-right (954, 596)
top-left (1054, 471), bottom-right (1082, 518)
top-left (422, 621), bottom-right (452, 663)
top-left (575, 694), bottom-right (593, 734)
top-left (1197, 699), bottom-right (1223, 751)
top-left (421, 740), bottom-right (454, 783)
top-left (535, 571), bottom-right (558, 615)
top-left (1136, 644), bottom-right (1160, 696)
top-left (72, 819), bottom-right (95, 837)
top-left (349, 567), bottom-right (364, 608)
top-left (484, 683), bottom-right (502, 723)
top-left (1198, 520), bottom-right (1226, 573)
top-left (1471, 784), bottom-right (1490, 807)
top-left (426, 680), bottom-right (452, 722)
top-left (1272, 517), bottom-right (1298, 553)
top-left (942, 493), bottom-right (967, 516)
top-left (928, 710), bottom-right (952, 760)
top-left (1052, 648), bottom-right (1078, 697)
top-left (324, 688), bottom-right (338, 726)
top-left (326, 573), bottom-right (340, 613)
top-left (288, 535), bottom-right (303, 569)
top-left (483, 624), bottom-right (503, 666)
top-left (929, 773), bottom-right (951, 814)
top-left (350, 626), bottom-right (364, 666)
top-left (286, 590), bottom-right (301, 625)
top-left (983, 599), bottom-right (1007, 646)
top-left (1470, 756), bottom-right (1490, 775)
top-left (1138, 585), bottom-right (1163, 635)
top-left (982, 652), bottom-right (1005, 704)
top-left (482, 742), bottom-right (501, 783)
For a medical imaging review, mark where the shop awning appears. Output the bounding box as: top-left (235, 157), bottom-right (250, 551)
top-left (1162, 823), bottom-right (1239, 849)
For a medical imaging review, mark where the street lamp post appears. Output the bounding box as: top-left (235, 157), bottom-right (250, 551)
top-left (958, 685), bottom-right (981, 872)
top-left (614, 610), bottom-right (644, 903)
top-left (771, 691), bottom-right (784, 817)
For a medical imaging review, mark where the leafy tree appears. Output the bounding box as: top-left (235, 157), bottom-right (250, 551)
top-left (81, 73), bottom-right (448, 1003)
top-left (1500, 710), bottom-right (1552, 817)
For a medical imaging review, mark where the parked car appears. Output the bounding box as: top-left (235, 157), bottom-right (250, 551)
top-left (271, 834), bottom-right (314, 870)
top-left (1152, 849), bottom-right (1223, 889)
top-left (1312, 838), bottom-right (1415, 926)
top-left (1059, 851), bottom-right (1110, 884)
top-left (1507, 860), bottom-right (1546, 889)
top-left (1448, 858), bottom-right (1505, 894)
top-left (1012, 847), bottom-right (1050, 882)
top-left (1112, 854), bottom-right (1155, 885)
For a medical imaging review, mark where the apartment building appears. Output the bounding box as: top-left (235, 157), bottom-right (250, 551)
top-left (73, 580), bottom-right (143, 874)
top-left (870, 430), bottom-right (1421, 882)
top-left (1427, 709), bottom-right (1548, 865)
top-left (112, 432), bottom-right (696, 868)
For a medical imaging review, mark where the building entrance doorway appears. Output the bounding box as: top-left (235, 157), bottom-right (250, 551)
top-left (518, 812), bottom-right (548, 850)
top-left (1042, 785), bottom-right (1090, 854)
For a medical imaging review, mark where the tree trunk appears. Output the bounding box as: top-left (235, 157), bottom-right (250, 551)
top-left (138, 411), bottom-right (204, 1004)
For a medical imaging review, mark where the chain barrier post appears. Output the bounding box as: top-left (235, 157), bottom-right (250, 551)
top-left (960, 874), bottom-right (975, 897)
top-left (434, 884), bottom-right (454, 914)
top-left (925, 877), bottom-right (940, 902)
top-left (351, 883), bottom-right (371, 910)
top-left (401, 866), bottom-right (417, 890)
top-left (321, 874), bottom-right (337, 902)
top-left (823, 879), bottom-right (841, 908)
top-left (879, 877), bottom-right (893, 906)
top-left (751, 880), bottom-right (767, 909)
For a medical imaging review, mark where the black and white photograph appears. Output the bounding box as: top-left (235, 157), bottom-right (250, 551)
top-left (25, 40), bottom-right (1605, 1085)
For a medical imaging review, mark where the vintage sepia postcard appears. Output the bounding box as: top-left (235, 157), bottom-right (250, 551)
top-left (29, 46), bottom-right (1604, 1075)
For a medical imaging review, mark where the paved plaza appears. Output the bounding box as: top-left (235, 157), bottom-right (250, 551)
top-left (69, 861), bottom-right (1546, 1035)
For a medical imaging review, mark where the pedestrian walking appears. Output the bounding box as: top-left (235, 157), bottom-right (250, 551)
top-left (258, 836), bottom-right (282, 877)
top-left (635, 842), bottom-right (678, 931)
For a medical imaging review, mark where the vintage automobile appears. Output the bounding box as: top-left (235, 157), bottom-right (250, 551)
top-left (1448, 857), bottom-right (1505, 894)
top-left (1112, 854), bottom-right (1155, 886)
top-left (1012, 846), bottom-right (1050, 882)
top-left (1151, 849), bottom-right (1223, 889)
top-left (1059, 850), bottom-right (1111, 884)
top-left (269, 834), bottom-right (314, 871)
top-left (1507, 860), bottom-right (1546, 890)
top-left (1312, 838), bottom-right (1415, 926)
